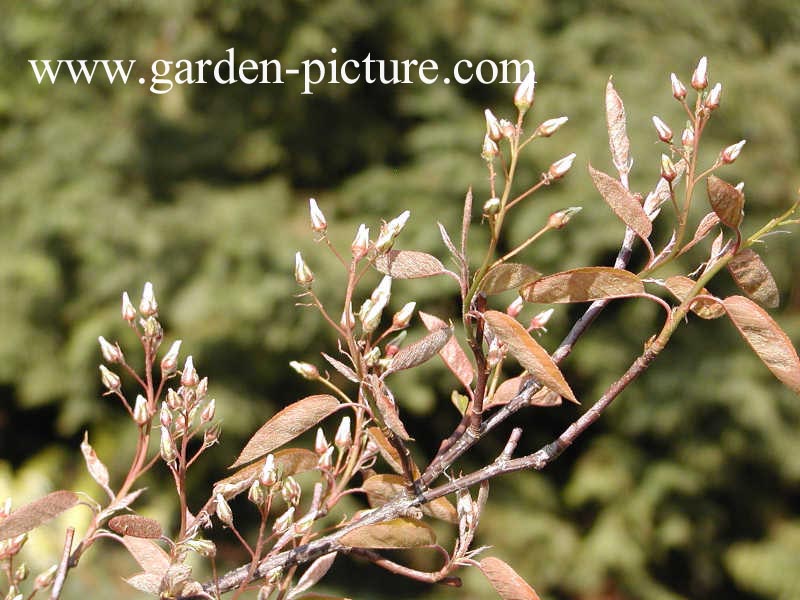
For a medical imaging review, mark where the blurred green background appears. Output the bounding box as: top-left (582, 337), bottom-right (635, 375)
top-left (2, 1), bottom-right (800, 598)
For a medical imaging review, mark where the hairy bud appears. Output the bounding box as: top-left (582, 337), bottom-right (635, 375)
top-left (547, 206), bottom-right (581, 229)
top-left (334, 416), bottom-right (352, 452)
top-left (139, 282), bottom-right (158, 317)
top-left (536, 116), bottom-right (568, 137)
top-left (721, 139), bottom-right (746, 164)
top-left (99, 365), bottom-right (121, 392)
top-left (681, 127), bottom-right (695, 148)
top-left (514, 69), bottom-right (536, 113)
top-left (289, 361), bottom-right (319, 380)
top-left (98, 336), bottom-right (123, 364)
top-left (670, 72), bottom-right (687, 100)
top-left (215, 494), bottom-right (233, 526)
top-left (340, 304), bottom-right (356, 330)
top-left (351, 224), bottom-right (369, 260)
top-left (661, 154), bottom-right (677, 182)
top-left (160, 402), bottom-right (172, 428)
top-left (484, 109), bottom-right (502, 141)
top-left (160, 427), bottom-right (177, 464)
top-left (392, 302), bottom-right (416, 329)
top-left (308, 198), bottom-right (327, 232)
top-left (133, 394), bottom-right (149, 426)
top-left (548, 153), bottom-right (577, 180)
top-left (294, 252), bottom-right (314, 287)
top-left (318, 446), bottom-right (334, 470)
top-left (166, 388), bottom-right (181, 410)
top-left (375, 211), bottom-right (410, 253)
top-left (315, 428), bottom-right (328, 456)
top-left (651, 116), bottom-right (673, 143)
top-left (705, 82), bottom-right (722, 110)
top-left (481, 135), bottom-right (499, 161)
top-left (483, 197), bottom-right (501, 216)
top-left (160, 340), bottom-right (181, 376)
top-left (691, 56), bottom-right (708, 90)
top-left (181, 356), bottom-right (199, 388)
top-left (121, 292), bottom-right (137, 322)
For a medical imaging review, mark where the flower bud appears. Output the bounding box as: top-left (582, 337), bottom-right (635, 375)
top-left (530, 308), bottom-right (554, 332)
top-left (308, 198), bottom-right (327, 233)
top-left (282, 476), bottom-right (302, 506)
top-left (691, 56), bottom-right (708, 90)
top-left (334, 416), bottom-right (352, 452)
top-left (318, 446), bottom-right (334, 470)
top-left (364, 346), bottom-right (381, 367)
top-left (705, 82), bottom-right (722, 110)
top-left (661, 154), bottom-right (677, 182)
top-left (98, 336), bottom-right (123, 364)
top-left (484, 109), bottom-right (502, 141)
top-left (248, 481), bottom-right (266, 507)
top-left (196, 377), bottom-right (208, 401)
top-left (160, 427), bottom-right (177, 464)
top-left (340, 304), bottom-right (356, 329)
top-left (375, 211), bottom-right (411, 253)
top-left (174, 412), bottom-right (188, 434)
top-left (456, 488), bottom-right (476, 538)
top-left (481, 135), bottom-right (499, 161)
top-left (260, 454), bottom-right (278, 487)
top-left (33, 565), bottom-right (57, 590)
top-left (486, 338), bottom-right (504, 368)
top-left (160, 340), bottom-right (181, 376)
top-left (166, 388), bottom-right (181, 410)
top-left (360, 303), bottom-right (384, 334)
top-left (99, 365), bottom-right (121, 392)
top-left (351, 224), bottom-right (369, 260)
top-left (499, 119), bottom-right (515, 139)
top-left (536, 116), bottom-right (568, 137)
top-left (371, 275), bottom-right (392, 304)
top-left (133, 394), bottom-right (149, 426)
top-left (139, 282), bottom-right (158, 317)
top-left (121, 291), bottom-right (137, 322)
top-left (181, 356), bottom-right (199, 387)
top-left (294, 510), bottom-right (317, 535)
top-left (273, 507), bottom-right (294, 533)
top-left (182, 539), bottom-right (216, 558)
top-left (514, 69), bottom-right (536, 113)
top-left (203, 423), bottom-right (221, 447)
top-left (392, 302), bottom-right (416, 329)
top-left (15, 563), bottom-right (28, 582)
top-left (506, 296), bottom-right (524, 318)
top-left (547, 206), bottom-right (581, 229)
top-left (215, 494), bottom-right (233, 526)
top-left (289, 361), bottom-right (319, 380)
top-left (483, 197), bottom-right (501, 216)
top-left (160, 402), bottom-right (172, 428)
top-left (681, 127), bottom-right (695, 148)
top-left (548, 153), bottom-right (577, 180)
top-left (201, 398), bottom-right (215, 424)
top-left (651, 116), bottom-right (673, 143)
top-left (670, 73), bottom-right (687, 100)
top-left (721, 140), bottom-right (746, 164)
top-left (294, 252), bottom-right (314, 287)
top-left (315, 428), bottom-right (328, 456)
top-left (141, 316), bottom-right (163, 343)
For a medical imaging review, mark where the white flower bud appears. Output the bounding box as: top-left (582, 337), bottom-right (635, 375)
top-left (308, 198), bottom-right (327, 232)
top-left (351, 224), bottom-right (369, 260)
top-left (484, 109), bottom-right (502, 141)
top-left (160, 427), bottom-right (177, 464)
top-left (160, 340), bottom-right (181, 376)
top-left (121, 291), bottom-right (137, 322)
top-left (548, 153), bottom-right (576, 179)
top-left (99, 365), bottom-right (121, 391)
top-left (289, 361), bottom-right (319, 380)
top-left (201, 398), bottom-right (215, 424)
top-left (133, 394), bottom-right (149, 426)
top-left (282, 476), bottom-right (302, 506)
top-left (160, 402), bottom-right (172, 428)
top-left (691, 56), bottom-right (708, 90)
top-left (721, 140), bottom-right (746, 164)
top-left (98, 336), bottom-right (123, 363)
top-left (705, 82), bottom-right (722, 110)
top-left (139, 282), bottom-right (158, 317)
top-left (481, 135), bottom-right (499, 161)
top-left (506, 296), bottom-right (524, 318)
top-left (272, 507), bottom-right (294, 533)
top-left (180, 356), bottom-right (199, 387)
top-left (294, 252), bottom-right (314, 287)
top-left (260, 454), bottom-right (278, 487)
top-left (514, 69), bottom-right (536, 113)
top-left (314, 428), bottom-right (328, 455)
top-left (392, 302), bottom-right (416, 329)
top-left (215, 494), bottom-right (233, 526)
top-left (334, 416), bottom-right (352, 452)
top-left (652, 116), bottom-right (673, 143)
top-left (537, 116), bottom-right (568, 137)
top-left (670, 73), bottom-right (687, 100)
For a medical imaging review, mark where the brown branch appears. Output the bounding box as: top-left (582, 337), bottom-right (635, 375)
top-left (50, 527), bottom-right (74, 600)
top-left (349, 548), bottom-right (461, 586)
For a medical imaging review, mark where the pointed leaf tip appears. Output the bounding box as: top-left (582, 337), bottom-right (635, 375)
top-left (480, 557), bottom-right (542, 600)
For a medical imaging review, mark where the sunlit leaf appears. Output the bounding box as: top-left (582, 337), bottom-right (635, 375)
top-left (124, 573), bottom-right (162, 596)
top-left (419, 312), bottom-right (474, 388)
top-left (231, 395), bottom-right (340, 467)
top-left (679, 212), bottom-right (720, 256)
top-left (727, 248), bottom-right (779, 308)
top-left (723, 296), bottom-right (800, 393)
top-left (605, 79), bottom-right (630, 176)
top-left (386, 326), bottom-right (453, 374)
top-left (707, 175), bottom-right (744, 229)
top-left (664, 276), bottom-right (725, 319)
top-left (479, 263), bottom-right (541, 295)
top-left (363, 474), bottom-right (457, 523)
top-left (340, 518), bottom-right (436, 549)
top-left (81, 431), bottom-right (112, 497)
top-left (0, 491), bottom-right (80, 540)
top-left (374, 250), bottom-right (446, 279)
top-left (109, 515), bottom-right (163, 539)
top-left (366, 375), bottom-right (412, 441)
top-left (480, 557), bottom-right (542, 600)
top-left (484, 311), bottom-right (577, 404)
top-left (322, 353), bottom-right (359, 382)
top-left (589, 165), bottom-right (652, 244)
top-left (486, 375), bottom-right (526, 409)
top-left (521, 267), bottom-right (643, 304)
top-left (287, 553), bottom-right (338, 600)
top-left (366, 427), bottom-right (416, 476)
top-left (121, 535), bottom-right (170, 577)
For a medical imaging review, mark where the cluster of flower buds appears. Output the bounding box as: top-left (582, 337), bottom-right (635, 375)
top-left (359, 275), bottom-right (392, 333)
top-left (375, 211), bottom-right (410, 253)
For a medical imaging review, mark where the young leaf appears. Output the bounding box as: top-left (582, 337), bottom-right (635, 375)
top-left (374, 250), bottom-right (446, 279)
top-left (367, 427), bottom-right (411, 476)
top-left (479, 263), bottom-right (541, 295)
top-left (363, 474), bottom-right (457, 523)
top-left (366, 375), bottom-right (412, 441)
top-left (520, 267), bottom-right (643, 304)
top-left (605, 79), bottom-right (630, 176)
top-left (707, 175), bottom-right (744, 229)
top-left (81, 431), bottom-right (112, 497)
top-left (109, 515), bottom-right (163, 539)
top-left (530, 387), bottom-right (563, 407)
top-left (0, 490), bottom-right (80, 540)
top-left (322, 352), bottom-right (359, 383)
top-left (287, 553), bottom-right (338, 600)
top-left (727, 248), bottom-right (779, 308)
top-left (484, 311), bottom-right (578, 404)
top-left (589, 165), bottom-right (652, 245)
top-left (461, 187), bottom-right (473, 257)
top-left (679, 212), bottom-right (720, 256)
top-left (419, 312), bottom-right (474, 389)
top-left (664, 276), bottom-right (725, 319)
top-left (124, 573), bottom-right (162, 596)
top-left (121, 535), bottom-right (170, 577)
top-left (723, 296), bottom-right (800, 393)
top-left (339, 518), bottom-right (436, 549)
top-left (216, 448), bottom-right (318, 498)
top-left (231, 395), bottom-right (340, 468)
top-left (486, 375), bottom-right (526, 409)
top-left (479, 557), bottom-right (542, 600)
top-left (438, 222), bottom-right (461, 264)
top-left (385, 326), bottom-right (453, 374)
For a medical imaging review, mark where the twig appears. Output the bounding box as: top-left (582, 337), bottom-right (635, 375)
top-left (50, 527), bottom-right (74, 600)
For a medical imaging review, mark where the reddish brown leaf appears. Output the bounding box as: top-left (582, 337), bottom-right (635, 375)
top-left (589, 165), bottom-right (652, 244)
top-left (605, 79), bottom-right (630, 176)
top-left (644, 160), bottom-right (686, 219)
top-left (217, 448), bottom-right (318, 498)
top-left (723, 296), bottom-right (800, 393)
top-left (419, 312), bottom-right (473, 388)
top-left (81, 432), bottom-right (112, 496)
top-left (484, 311), bottom-right (578, 404)
top-left (386, 327), bottom-right (453, 374)
top-left (363, 474), bottom-right (457, 523)
top-left (231, 395), bottom-right (340, 468)
top-left (479, 263), bottom-right (541, 295)
top-left (288, 553), bottom-right (338, 600)
top-left (679, 212), bottom-right (720, 256)
top-left (480, 557), bottom-right (542, 600)
top-left (121, 535), bottom-right (170, 577)
top-left (322, 353), bottom-right (359, 383)
top-left (486, 375), bottom-right (526, 409)
top-left (707, 176), bottom-right (744, 229)
top-left (366, 427), bottom-right (418, 476)
top-left (367, 375), bottom-right (412, 441)
top-left (521, 267), bottom-right (643, 304)
top-left (124, 573), bottom-right (162, 595)
top-left (727, 248), bottom-right (779, 308)
top-left (664, 276), bottom-right (725, 319)
top-left (340, 518), bottom-right (436, 549)
top-left (109, 515), bottom-right (163, 539)
top-left (0, 491), bottom-right (80, 540)
top-left (374, 250), bottom-right (446, 279)
top-left (530, 387), bottom-right (563, 407)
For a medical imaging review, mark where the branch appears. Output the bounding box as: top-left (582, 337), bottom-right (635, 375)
top-left (50, 527), bottom-right (74, 600)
